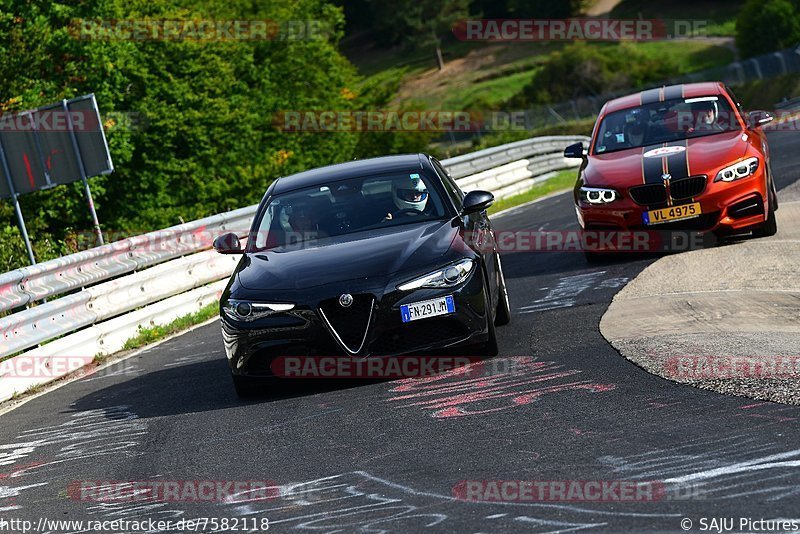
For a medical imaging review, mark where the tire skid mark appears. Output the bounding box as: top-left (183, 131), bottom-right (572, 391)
top-left (598, 434), bottom-right (800, 501)
top-left (0, 405), bottom-right (147, 511)
top-left (226, 471), bottom-right (674, 533)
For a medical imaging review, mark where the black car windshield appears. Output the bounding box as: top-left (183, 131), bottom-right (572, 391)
top-left (593, 96), bottom-right (742, 155)
top-left (251, 171), bottom-right (448, 251)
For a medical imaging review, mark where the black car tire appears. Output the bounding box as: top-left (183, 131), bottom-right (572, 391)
top-left (469, 267), bottom-right (499, 357)
top-left (483, 311), bottom-right (499, 357)
top-left (584, 250), bottom-right (605, 264)
top-left (494, 253), bottom-right (511, 327)
top-left (232, 375), bottom-right (260, 398)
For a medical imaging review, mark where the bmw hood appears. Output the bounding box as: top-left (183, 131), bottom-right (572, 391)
top-left (583, 131), bottom-right (750, 188)
top-left (236, 220), bottom-right (459, 291)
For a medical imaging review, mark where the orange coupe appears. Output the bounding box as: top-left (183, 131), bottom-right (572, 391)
top-left (565, 82), bottom-right (778, 259)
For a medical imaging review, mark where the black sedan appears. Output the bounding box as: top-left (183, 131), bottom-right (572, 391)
top-left (213, 153), bottom-right (510, 396)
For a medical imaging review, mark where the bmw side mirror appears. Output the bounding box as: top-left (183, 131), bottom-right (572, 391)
top-left (462, 190), bottom-right (494, 214)
top-left (213, 232), bottom-right (243, 254)
top-left (564, 142), bottom-right (586, 159)
top-left (748, 110), bottom-right (774, 128)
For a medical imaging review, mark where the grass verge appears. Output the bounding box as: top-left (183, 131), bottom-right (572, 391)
top-left (118, 302), bottom-right (219, 354)
top-left (488, 168), bottom-right (578, 215)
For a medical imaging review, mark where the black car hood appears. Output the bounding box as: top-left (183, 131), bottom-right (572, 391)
top-left (236, 220), bottom-right (459, 291)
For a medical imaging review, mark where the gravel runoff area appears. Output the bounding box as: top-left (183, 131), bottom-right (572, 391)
top-left (601, 197), bottom-right (800, 404)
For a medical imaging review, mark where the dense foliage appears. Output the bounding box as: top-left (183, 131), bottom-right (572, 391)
top-left (338, 0), bottom-right (586, 47)
top-left (509, 42), bottom-right (678, 107)
top-left (735, 0), bottom-right (800, 58)
top-left (0, 0), bottom-right (430, 271)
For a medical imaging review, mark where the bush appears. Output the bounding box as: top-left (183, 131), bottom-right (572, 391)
top-left (509, 42), bottom-right (678, 107)
top-left (736, 0), bottom-right (800, 58)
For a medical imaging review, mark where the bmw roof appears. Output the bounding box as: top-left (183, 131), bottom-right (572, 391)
top-left (601, 82), bottom-right (726, 115)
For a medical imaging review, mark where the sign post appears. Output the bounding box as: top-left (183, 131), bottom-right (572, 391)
top-left (0, 93), bottom-right (114, 264)
top-left (62, 99), bottom-right (104, 246)
top-left (0, 139), bottom-right (35, 265)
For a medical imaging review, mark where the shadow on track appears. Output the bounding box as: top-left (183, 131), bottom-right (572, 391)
top-left (68, 346), bottom-right (488, 419)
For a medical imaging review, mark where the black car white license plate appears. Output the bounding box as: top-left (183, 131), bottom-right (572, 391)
top-left (400, 296), bottom-right (455, 323)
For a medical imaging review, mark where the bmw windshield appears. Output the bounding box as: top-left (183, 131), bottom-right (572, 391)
top-left (593, 96), bottom-right (742, 155)
top-left (251, 171), bottom-right (449, 251)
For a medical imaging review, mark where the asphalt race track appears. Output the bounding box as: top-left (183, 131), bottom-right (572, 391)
top-left (3, 129), bottom-right (800, 533)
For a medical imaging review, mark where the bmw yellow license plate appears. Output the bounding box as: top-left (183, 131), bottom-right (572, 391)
top-left (401, 296), bottom-right (455, 323)
top-left (643, 202), bottom-right (702, 225)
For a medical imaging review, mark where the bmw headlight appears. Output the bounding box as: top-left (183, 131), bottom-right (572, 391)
top-left (715, 157), bottom-right (759, 182)
top-left (397, 259), bottom-right (475, 291)
top-left (222, 299), bottom-right (295, 321)
top-left (579, 187), bottom-right (619, 204)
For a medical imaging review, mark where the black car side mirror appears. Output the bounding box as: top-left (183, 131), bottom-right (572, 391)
top-left (213, 232), bottom-right (243, 254)
top-left (564, 142), bottom-right (586, 159)
top-left (748, 110), bottom-right (774, 128)
top-left (462, 190), bottom-right (494, 214)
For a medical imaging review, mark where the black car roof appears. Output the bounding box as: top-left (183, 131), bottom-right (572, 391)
top-left (271, 154), bottom-right (426, 195)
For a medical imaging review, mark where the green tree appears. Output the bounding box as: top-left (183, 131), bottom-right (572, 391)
top-left (736, 0), bottom-right (800, 58)
top-left (366, 0), bottom-right (470, 69)
top-left (402, 0), bottom-right (470, 70)
top-left (0, 0), bottom-right (432, 270)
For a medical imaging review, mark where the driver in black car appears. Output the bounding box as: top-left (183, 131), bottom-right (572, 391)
top-left (384, 174), bottom-right (429, 220)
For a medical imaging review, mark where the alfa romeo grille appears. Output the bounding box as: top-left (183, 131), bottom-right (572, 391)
top-left (318, 295), bottom-right (374, 354)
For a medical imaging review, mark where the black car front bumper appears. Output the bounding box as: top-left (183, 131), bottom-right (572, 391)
top-left (221, 268), bottom-right (490, 378)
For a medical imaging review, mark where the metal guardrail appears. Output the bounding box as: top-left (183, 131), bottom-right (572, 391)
top-left (0, 205), bottom-right (255, 313)
top-left (445, 136), bottom-right (588, 179)
top-left (0, 135), bottom-right (584, 401)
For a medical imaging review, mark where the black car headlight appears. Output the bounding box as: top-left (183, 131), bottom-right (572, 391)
top-left (714, 157), bottom-right (759, 182)
top-left (397, 259), bottom-right (475, 291)
top-left (579, 187), bottom-right (619, 204)
top-left (222, 299), bottom-right (295, 321)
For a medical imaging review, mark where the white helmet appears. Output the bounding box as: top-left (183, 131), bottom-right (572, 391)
top-left (392, 174), bottom-right (428, 212)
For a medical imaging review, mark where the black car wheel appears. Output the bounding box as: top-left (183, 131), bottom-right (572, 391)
top-left (584, 250), bottom-right (601, 264)
top-left (483, 310), bottom-right (499, 357)
top-left (232, 375), bottom-right (261, 398)
top-left (494, 253), bottom-right (511, 326)
top-left (480, 266), bottom-right (499, 356)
